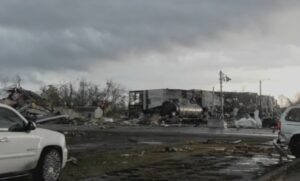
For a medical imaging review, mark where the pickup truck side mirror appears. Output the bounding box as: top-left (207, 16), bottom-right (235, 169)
top-left (26, 121), bottom-right (36, 131)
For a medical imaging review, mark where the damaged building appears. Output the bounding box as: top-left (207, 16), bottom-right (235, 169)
top-left (129, 89), bottom-right (279, 126)
top-left (129, 89), bottom-right (218, 119)
top-left (0, 87), bottom-right (68, 123)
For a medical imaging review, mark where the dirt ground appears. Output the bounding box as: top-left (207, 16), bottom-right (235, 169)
top-left (60, 129), bottom-right (286, 181)
top-left (11, 127), bottom-right (287, 181)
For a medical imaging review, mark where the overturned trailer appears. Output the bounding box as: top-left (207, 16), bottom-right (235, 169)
top-left (128, 89), bottom-right (221, 120)
top-left (129, 89), bottom-right (279, 125)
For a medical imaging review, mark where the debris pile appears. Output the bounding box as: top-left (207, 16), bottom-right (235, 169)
top-left (0, 87), bottom-right (118, 126)
top-left (234, 110), bottom-right (262, 129)
top-left (163, 146), bottom-right (193, 153)
top-left (129, 89), bottom-right (281, 128)
top-left (0, 87), bottom-right (69, 123)
top-left (0, 86), bottom-right (279, 130)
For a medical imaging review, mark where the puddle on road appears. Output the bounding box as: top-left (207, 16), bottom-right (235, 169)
top-left (252, 155), bottom-right (279, 166)
top-left (137, 141), bottom-right (164, 145)
top-left (218, 155), bottom-right (280, 179)
top-left (81, 154), bottom-right (282, 181)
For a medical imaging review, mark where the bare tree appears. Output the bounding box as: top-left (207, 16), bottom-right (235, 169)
top-left (87, 84), bottom-right (101, 106)
top-left (74, 80), bottom-right (91, 107)
top-left (278, 95), bottom-right (292, 108)
top-left (40, 79), bottom-right (127, 116)
top-left (293, 93), bottom-right (300, 106)
top-left (0, 77), bottom-right (9, 88)
top-left (14, 75), bottom-right (22, 88)
top-left (0, 74), bottom-right (21, 88)
top-left (59, 82), bottom-right (74, 107)
top-left (99, 80), bottom-right (126, 112)
top-left (70, 79), bottom-right (102, 107)
top-left (41, 85), bottom-right (61, 109)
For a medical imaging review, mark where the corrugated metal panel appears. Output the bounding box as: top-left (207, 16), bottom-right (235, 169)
top-left (147, 89), bottom-right (165, 109)
top-left (202, 91), bottom-right (222, 108)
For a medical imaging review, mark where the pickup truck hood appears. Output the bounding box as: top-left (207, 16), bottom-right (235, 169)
top-left (33, 128), bottom-right (66, 147)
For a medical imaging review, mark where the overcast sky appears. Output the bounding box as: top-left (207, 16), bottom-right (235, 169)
top-left (0, 0), bottom-right (299, 100)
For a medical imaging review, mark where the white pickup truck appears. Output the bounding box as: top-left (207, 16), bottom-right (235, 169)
top-left (0, 103), bottom-right (67, 180)
top-left (277, 104), bottom-right (300, 158)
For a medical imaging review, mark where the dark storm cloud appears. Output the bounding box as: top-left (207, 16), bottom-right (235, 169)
top-left (0, 0), bottom-right (292, 72)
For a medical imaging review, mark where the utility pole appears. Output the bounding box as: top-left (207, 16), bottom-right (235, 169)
top-left (212, 86), bottom-right (215, 115)
top-left (259, 80), bottom-right (262, 114)
top-left (16, 75), bottom-right (21, 89)
top-left (208, 71), bottom-right (230, 128)
top-left (219, 71), bottom-right (231, 120)
top-left (259, 79), bottom-right (270, 117)
top-left (219, 71), bottom-right (224, 119)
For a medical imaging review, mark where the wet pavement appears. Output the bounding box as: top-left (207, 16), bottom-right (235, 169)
top-left (41, 124), bottom-right (279, 140)
top-left (81, 154), bottom-right (282, 181)
top-left (7, 126), bottom-right (287, 181)
top-left (57, 127), bottom-right (288, 181)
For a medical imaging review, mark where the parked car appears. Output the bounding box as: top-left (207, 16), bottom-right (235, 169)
top-left (277, 105), bottom-right (300, 157)
top-left (0, 103), bottom-right (67, 180)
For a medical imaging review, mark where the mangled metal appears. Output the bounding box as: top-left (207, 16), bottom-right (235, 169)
top-left (0, 87), bottom-right (75, 124)
top-left (129, 88), bottom-right (280, 127)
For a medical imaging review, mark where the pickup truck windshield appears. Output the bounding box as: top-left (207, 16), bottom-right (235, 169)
top-left (286, 108), bottom-right (300, 122)
top-left (0, 107), bottom-right (24, 129)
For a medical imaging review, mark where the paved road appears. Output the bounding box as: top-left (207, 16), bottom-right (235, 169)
top-left (110, 126), bottom-right (278, 139)
top-left (39, 124), bottom-right (279, 154)
top-left (41, 124), bottom-right (278, 139)
top-left (9, 125), bottom-right (281, 181)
